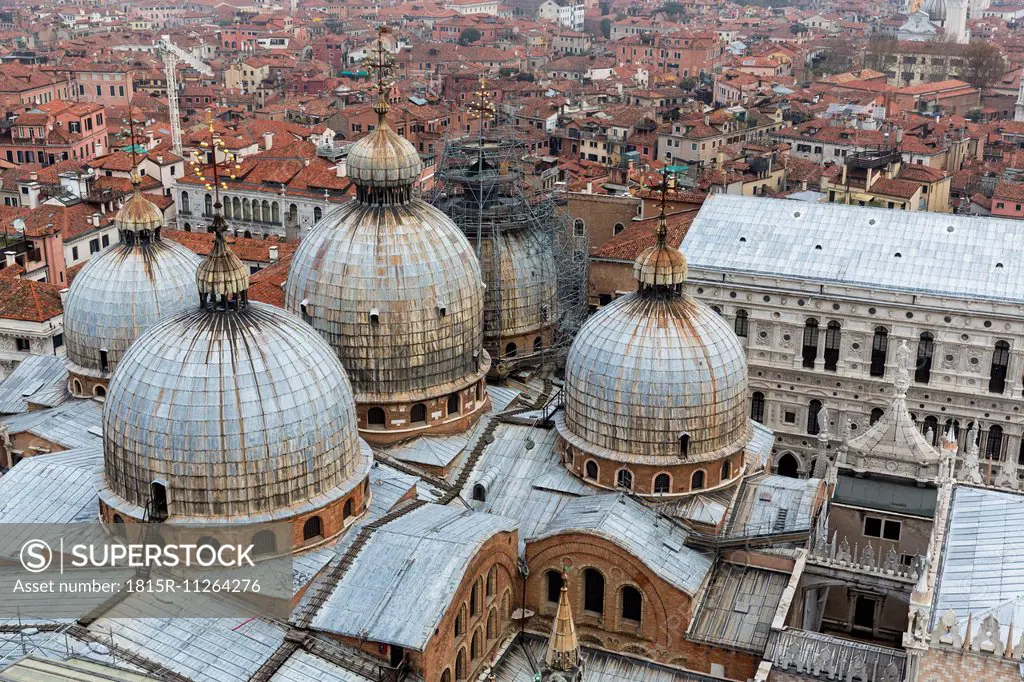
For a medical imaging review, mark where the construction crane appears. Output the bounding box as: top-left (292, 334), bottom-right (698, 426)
top-left (155, 35), bottom-right (215, 158)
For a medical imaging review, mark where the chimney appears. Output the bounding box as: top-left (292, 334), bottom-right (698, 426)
top-left (90, 213), bottom-right (102, 227)
top-left (4, 251), bottom-right (15, 267)
top-left (268, 245), bottom-right (279, 262)
top-left (59, 287), bottom-right (69, 305)
top-left (336, 157), bottom-right (347, 177)
top-left (157, 154), bottom-right (164, 165)
top-left (304, 158), bottom-right (311, 167)
top-left (94, 140), bottom-right (104, 156)
top-left (263, 131), bottom-right (274, 150)
top-left (28, 171), bottom-right (37, 182)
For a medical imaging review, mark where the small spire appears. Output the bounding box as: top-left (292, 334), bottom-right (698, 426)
top-left (545, 573), bottom-right (583, 675)
top-left (371, 26), bottom-right (394, 123)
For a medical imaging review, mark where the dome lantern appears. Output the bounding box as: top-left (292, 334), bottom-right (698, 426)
top-left (114, 117), bottom-right (164, 245)
top-left (633, 172), bottom-right (688, 294)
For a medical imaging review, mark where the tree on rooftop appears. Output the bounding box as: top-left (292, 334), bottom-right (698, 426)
top-left (600, 18), bottom-right (611, 39)
top-left (864, 35), bottom-right (898, 72)
top-left (659, 2), bottom-right (685, 16)
top-left (459, 28), bottom-right (482, 45)
top-left (789, 22), bottom-right (807, 34)
top-left (962, 42), bottom-right (1005, 90)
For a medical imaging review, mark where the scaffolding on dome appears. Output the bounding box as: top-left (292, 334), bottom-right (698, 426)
top-left (429, 119), bottom-right (588, 379)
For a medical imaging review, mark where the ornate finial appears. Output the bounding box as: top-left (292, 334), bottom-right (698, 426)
top-left (113, 115), bottom-right (164, 242)
top-left (370, 26), bottom-right (394, 121)
top-left (118, 115), bottom-right (144, 186)
top-left (467, 73), bottom-right (496, 138)
top-left (188, 109), bottom-right (241, 231)
top-left (543, 573), bottom-right (584, 679)
top-left (960, 422), bottom-right (982, 484)
top-left (894, 340), bottom-right (911, 397)
top-left (651, 169), bottom-right (677, 247)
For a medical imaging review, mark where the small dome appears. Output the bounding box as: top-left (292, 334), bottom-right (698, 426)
top-left (560, 294), bottom-right (749, 463)
top-left (196, 223), bottom-right (249, 299)
top-left (63, 240), bottom-right (200, 379)
top-left (345, 115), bottom-right (423, 191)
top-left (114, 186), bottom-right (164, 234)
top-left (925, 0), bottom-right (946, 22)
top-left (101, 302), bottom-right (371, 520)
top-left (634, 242), bottom-right (688, 288)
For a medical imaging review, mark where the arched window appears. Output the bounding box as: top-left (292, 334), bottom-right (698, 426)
top-left (271, 201), bottom-right (280, 224)
top-left (546, 570), bottom-right (562, 603)
top-left (916, 332), bottom-right (934, 384)
top-left (243, 230), bottom-right (252, 239)
top-left (470, 630), bottom-right (481, 660)
top-left (411, 403), bottom-right (427, 423)
top-left (802, 319), bottom-right (819, 368)
top-left (223, 198), bottom-right (232, 218)
top-left (204, 193), bottom-right (213, 216)
top-left (870, 327), bottom-right (888, 377)
top-left (232, 196), bottom-right (240, 218)
top-left (72, 379), bottom-right (82, 395)
top-left (303, 516), bottom-right (323, 541)
top-left (441, 669), bottom-right (451, 682)
top-left (653, 473), bottom-right (670, 494)
top-left (823, 321), bottom-right (840, 371)
top-left (944, 419), bottom-right (960, 441)
top-left (870, 407), bottom-right (884, 426)
top-left (679, 432), bottom-right (690, 457)
top-left (470, 578), bottom-right (481, 616)
top-left (180, 190), bottom-right (189, 213)
top-left (314, 206), bottom-right (323, 222)
top-left (505, 342), bottom-right (517, 357)
top-left (734, 309), bottom-right (748, 337)
top-left (533, 336), bottom-right (542, 353)
top-left (454, 605), bottom-right (466, 636)
top-left (613, 222), bottom-right (624, 235)
top-left (447, 393), bottom-right (460, 416)
top-left (621, 586), bottom-right (642, 623)
top-left (288, 203), bottom-right (298, 223)
top-left (751, 391), bottom-right (765, 422)
top-left (472, 484), bottom-right (486, 502)
top-left (721, 459), bottom-right (731, 481)
top-left (777, 453), bottom-right (799, 477)
top-left (583, 568), bottom-right (604, 614)
top-left (712, 305), bottom-right (722, 316)
top-left (150, 481), bottom-right (168, 519)
top-left (99, 349), bottom-right (108, 372)
top-left (486, 609), bottom-right (497, 639)
top-left (486, 565), bottom-right (497, 596)
top-left (987, 425), bottom-right (1004, 460)
top-left (94, 385), bottom-right (106, 398)
top-left (691, 470), bottom-right (705, 490)
top-left (455, 648), bottom-right (466, 680)
top-left (242, 199), bottom-right (251, 220)
top-left (584, 460), bottom-right (598, 479)
top-left (990, 341), bottom-right (1010, 393)
top-left (183, 223), bottom-right (191, 232)
top-left (252, 530), bottom-right (276, 556)
top-left (368, 407), bottom-right (386, 426)
top-left (923, 416), bottom-right (939, 445)
top-left (261, 200), bottom-right (270, 223)
top-left (574, 218), bottom-right (585, 236)
top-left (616, 469), bottom-right (633, 490)
top-left (807, 399), bottom-right (822, 435)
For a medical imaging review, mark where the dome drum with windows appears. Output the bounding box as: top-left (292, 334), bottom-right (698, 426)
top-left (99, 120), bottom-right (372, 550)
top-left (285, 28), bottom-right (490, 445)
top-left (554, 193), bottom-right (761, 498)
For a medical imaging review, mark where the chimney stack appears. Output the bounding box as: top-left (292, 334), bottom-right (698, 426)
top-left (157, 154), bottom-right (164, 164)
top-left (4, 251), bottom-right (15, 267)
top-left (268, 245), bottom-right (279, 262)
top-left (28, 171), bottom-right (37, 182)
top-left (263, 131), bottom-right (274, 150)
top-left (59, 287), bottom-right (69, 305)
top-left (90, 213), bottom-right (102, 227)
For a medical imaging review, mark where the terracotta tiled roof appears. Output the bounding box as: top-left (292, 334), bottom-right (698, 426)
top-left (870, 177), bottom-right (920, 200)
top-left (994, 181), bottom-right (1024, 203)
top-left (592, 210), bottom-right (698, 260)
top-left (896, 164), bottom-right (947, 184)
top-left (0, 275), bottom-right (63, 322)
top-left (163, 229), bottom-right (297, 264)
top-left (248, 253), bottom-right (292, 307)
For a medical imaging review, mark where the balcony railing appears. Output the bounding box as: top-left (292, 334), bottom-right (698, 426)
top-left (765, 629), bottom-right (906, 682)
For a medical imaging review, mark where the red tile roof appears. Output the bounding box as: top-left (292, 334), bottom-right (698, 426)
top-left (592, 210), bottom-right (698, 260)
top-left (0, 276), bottom-right (63, 322)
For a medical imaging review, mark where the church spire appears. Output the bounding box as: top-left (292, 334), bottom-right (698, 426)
top-left (543, 574), bottom-right (584, 681)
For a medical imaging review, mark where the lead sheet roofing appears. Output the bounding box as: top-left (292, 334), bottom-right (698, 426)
top-left (685, 195), bottom-right (1024, 303)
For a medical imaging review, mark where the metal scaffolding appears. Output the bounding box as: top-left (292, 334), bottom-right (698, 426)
top-left (429, 124), bottom-right (588, 378)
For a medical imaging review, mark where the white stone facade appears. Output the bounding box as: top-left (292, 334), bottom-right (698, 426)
top-left (174, 184), bottom-right (338, 239)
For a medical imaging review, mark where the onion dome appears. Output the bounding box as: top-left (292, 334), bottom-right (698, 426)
top-left (100, 200), bottom-right (370, 523)
top-left (284, 61), bottom-right (489, 441)
top-left (345, 99), bottom-right (423, 197)
top-left (555, 210), bottom-right (749, 492)
top-left (63, 179), bottom-right (200, 396)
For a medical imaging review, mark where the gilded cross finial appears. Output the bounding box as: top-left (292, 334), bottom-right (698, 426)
top-left (467, 74), bottom-right (496, 136)
top-left (188, 109), bottom-right (241, 232)
top-left (370, 26), bottom-right (394, 120)
top-left (652, 169), bottom-right (676, 247)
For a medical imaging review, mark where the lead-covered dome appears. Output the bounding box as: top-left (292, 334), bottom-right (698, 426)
top-left (63, 183), bottom-right (200, 396)
top-left (924, 0), bottom-right (946, 21)
top-left (101, 213), bottom-right (370, 524)
top-left (285, 86), bottom-right (490, 442)
top-left (555, 210), bottom-right (750, 496)
top-left (345, 114), bottom-right (423, 191)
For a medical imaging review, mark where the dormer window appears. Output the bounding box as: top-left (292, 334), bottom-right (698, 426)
top-left (369, 308), bottom-right (380, 325)
top-left (679, 432), bottom-right (690, 457)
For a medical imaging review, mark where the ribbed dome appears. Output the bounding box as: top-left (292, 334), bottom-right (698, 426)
top-left (63, 236), bottom-right (200, 380)
top-left (479, 227), bottom-right (558, 343)
top-left (634, 243), bottom-right (688, 288)
top-left (284, 200), bottom-right (488, 402)
top-left (559, 294), bottom-right (749, 463)
top-left (925, 0), bottom-right (946, 21)
top-left (115, 186), bottom-right (164, 234)
top-left (100, 302), bottom-right (371, 520)
top-left (345, 123), bottom-right (423, 191)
